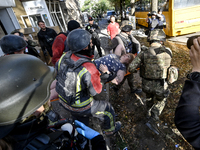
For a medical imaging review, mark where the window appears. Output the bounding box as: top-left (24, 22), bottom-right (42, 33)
top-left (174, 0), bottom-right (200, 9)
top-left (158, 0), bottom-right (169, 11)
top-left (135, 0), bottom-right (151, 12)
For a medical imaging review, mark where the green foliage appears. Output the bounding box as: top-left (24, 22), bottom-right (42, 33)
top-left (81, 0), bottom-right (91, 12)
top-left (81, 0), bottom-right (114, 17)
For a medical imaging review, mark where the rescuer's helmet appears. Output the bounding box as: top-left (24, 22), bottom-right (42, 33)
top-left (0, 54), bottom-right (56, 138)
top-left (121, 20), bottom-right (133, 32)
top-left (0, 35), bottom-right (28, 54)
top-left (67, 29), bottom-right (92, 52)
top-left (149, 29), bottom-right (166, 43)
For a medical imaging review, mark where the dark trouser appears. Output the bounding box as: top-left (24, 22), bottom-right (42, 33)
top-left (44, 47), bottom-right (53, 57)
top-left (62, 100), bottom-right (116, 132)
top-left (115, 73), bottom-right (136, 92)
top-left (142, 78), bottom-right (170, 121)
top-left (92, 33), bottom-right (102, 57)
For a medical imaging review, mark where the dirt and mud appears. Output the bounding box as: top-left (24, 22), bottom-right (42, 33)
top-left (107, 36), bottom-right (194, 150)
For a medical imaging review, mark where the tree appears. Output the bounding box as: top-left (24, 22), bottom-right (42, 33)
top-left (81, 0), bottom-right (91, 13)
top-left (152, 0), bottom-right (158, 12)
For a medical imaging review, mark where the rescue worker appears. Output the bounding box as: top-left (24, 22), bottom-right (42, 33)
top-left (110, 20), bottom-right (142, 94)
top-left (0, 34), bottom-right (27, 55)
top-left (0, 54), bottom-right (107, 150)
top-left (128, 29), bottom-right (172, 134)
top-left (157, 8), bottom-right (166, 29)
top-left (146, 11), bottom-right (160, 42)
top-left (55, 29), bottom-right (121, 136)
top-left (85, 17), bottom-right (102, 57)
top-left (52, 20), bottom-right (81, 65)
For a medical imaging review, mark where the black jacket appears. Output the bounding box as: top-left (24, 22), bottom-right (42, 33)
top-left (37, 27), bottom-right (57, 52)
top-left (175, 80), bottom-right (200, 150)
top-left (85, 24), bottom-right (100, 34)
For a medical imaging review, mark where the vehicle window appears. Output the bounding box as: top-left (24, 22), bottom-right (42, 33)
top-left (107, 12), bottom-right (116, 16)
top-left (135, 0), bottom-right (169, 11)
top-left (174, 0), bottom-right (200, 9)
top-left (135, 0), bottom-right (151, 11)
top-left (158, 0), bottom-right (169, 11)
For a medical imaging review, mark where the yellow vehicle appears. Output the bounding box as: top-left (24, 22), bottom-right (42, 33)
top-left (135, 0), bottom-right (200, 36)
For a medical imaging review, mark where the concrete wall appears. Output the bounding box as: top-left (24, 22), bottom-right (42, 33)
top-left (12, 0), bottom-right (30, 28)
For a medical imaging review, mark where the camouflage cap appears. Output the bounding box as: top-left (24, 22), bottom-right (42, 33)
top-left (120, 20), bottom-right (133, 30)
top-left (149, 29), bottom-right (166, 42)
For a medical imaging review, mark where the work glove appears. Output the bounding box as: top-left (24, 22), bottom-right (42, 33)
top-left (75, 120), bottom-right (99, 140)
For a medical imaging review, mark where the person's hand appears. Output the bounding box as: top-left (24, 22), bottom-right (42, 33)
top-left (99, 64), bottom-right (110, 74)
top-left (190, 37), bottom-right (200, 72)
top-left (75, 120), bottom-right (100, 140)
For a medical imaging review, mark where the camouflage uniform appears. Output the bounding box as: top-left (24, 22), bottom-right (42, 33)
top-left (128, 39), bottom-right (172, 121)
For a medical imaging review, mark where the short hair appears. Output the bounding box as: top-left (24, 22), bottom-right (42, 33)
top-left (37, 20), bottom-right (45, 25)
top-left (110, 15), bottom-right (115, 20)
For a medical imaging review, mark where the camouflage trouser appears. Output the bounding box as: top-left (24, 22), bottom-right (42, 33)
top-left (142, 78), bottom-right (170, 121)
top-left (115, 73), bottom-right (135, 91)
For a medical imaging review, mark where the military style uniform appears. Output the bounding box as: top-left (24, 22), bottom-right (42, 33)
top-left (85, 23), bottom-right (102, 57)
top-left (128, 42), bottom-right (172, 121)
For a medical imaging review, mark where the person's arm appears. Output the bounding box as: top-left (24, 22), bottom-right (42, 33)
top-left (52, 29), bottom-right (58, 39)
top-left (37, 33), bottom-right (46, 52)
top-left (52, 34), bottom-right (66, 65)
top-left (130, 35), bottom-right (141, 54)
top-left (94, 24), bottom-right (100, 33)
top-left (107, 25), bottom-right (110, 36)
top-left (128, 52), bottom-right (142, 73)
top-left (111, 70), bottom-right (126, 85)
top-left (114, 44), bottom-right (126, 56)
top-left (175, 37), bottom-right (200, 149)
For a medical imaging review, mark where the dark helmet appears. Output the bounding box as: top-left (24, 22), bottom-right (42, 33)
top-left (121, 20), bottom-right (133, 32)
top-left (0, 54), bottom-right (56, 138)
top-left (0, 35), bottom-right (27, 54)
top-left (149, 29), bottom-right (166, 42)
top-left (67, 29), bottom-right (91, 52)
top-left (151, 11), bottom-right (157, 16)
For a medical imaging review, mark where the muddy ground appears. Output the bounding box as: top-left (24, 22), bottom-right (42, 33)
top-left (107, 36), bottom-right (194, 150)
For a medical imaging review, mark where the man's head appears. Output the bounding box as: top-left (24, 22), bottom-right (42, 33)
top-left (110, 15), bottom-right (115, 23)
top-left (158, 8), bottom-right (162, 14)
top-left (88, 17), bottom-right (94, 25)
top-left (10, 30), bottom-right (24, 37)
top-left (0, 35), bottom-right (27, 55)
top-left (67, 20), bottom-right (81, 31)
top-left (37, 21), bottom-right (46, 30)
top-left (151, 11), bottom-right (157, 19)
top-left (0, 54), bottom-right (56, 138)
top-left (67, 29), bottom-right (92, 55)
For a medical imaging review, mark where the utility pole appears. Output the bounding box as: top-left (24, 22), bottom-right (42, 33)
top-left (130, 0), bottom-right (135, 16)
top-left (151, 0), bottom-right (158, 12)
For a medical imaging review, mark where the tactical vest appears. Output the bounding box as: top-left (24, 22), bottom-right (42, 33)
top-left (117, 34), bottom-right (133, 53)
top-left (151, 19), bottom-right (159, 29)
top-left (56, 51), bottom-right (93, 106)
top-left (140, 46), bottom-right (172, 79)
